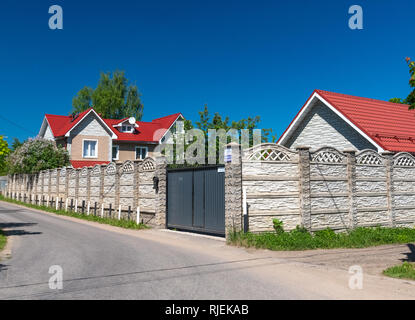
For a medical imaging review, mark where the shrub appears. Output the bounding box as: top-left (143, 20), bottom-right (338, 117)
top-left (272, 218), bottom-right (284, 234)
top-left (6, 138), bottom-right (70, 174)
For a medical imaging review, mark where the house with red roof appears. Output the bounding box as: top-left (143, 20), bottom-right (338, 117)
top-left (38, 108), bottom-right (184, 168)
top-left (278, 89), bottom-right (415, 153)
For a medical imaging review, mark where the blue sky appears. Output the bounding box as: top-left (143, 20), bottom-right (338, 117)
top-left (0, 0), bottom-right (414, 144)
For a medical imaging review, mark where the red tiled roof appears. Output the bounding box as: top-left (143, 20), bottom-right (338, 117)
top-left (45, 109), bottom-right (182, 143)
top-left (104, 113), bottom-right (182, 142)
top-left (279, 89), bottom-right (415, 153)
top-left (70, 160), bottom-right (110, 169)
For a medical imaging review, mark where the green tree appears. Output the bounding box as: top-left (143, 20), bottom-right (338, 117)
top-left (72, 71), bottom-right (144, 120)
top-left (0, 136), bottom-right (10, 175)
top-left (11, 137), bottom-right (23, 151)
top-left (7, 138), bottom-right (70, 174)
top-left (167, 104), bottom-right (275, 165)
top-left (390, 57), bottom-right (415, 109)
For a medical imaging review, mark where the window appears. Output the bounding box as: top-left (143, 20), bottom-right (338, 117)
top-left (112, 145), bottom-right (119, 160)
top-left (121, 125), bottom-right (132, 133)
top-left (135, 146), bottom-right (148, 160)
top-left (83, 140), bottom-right (97, 158)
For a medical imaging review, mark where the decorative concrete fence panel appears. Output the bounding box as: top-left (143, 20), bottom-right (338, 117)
top-left (102, 162), bottom-right (117, 217)
top-left (78, 167), bottom-right (89, 207)
top-left (242, 144), bottom-right (301, 232)
top-left (58, 167), bottom-right (68, 199)
top-left (392, 153), bottom-right (415, 227)
top-left (50, 169), bottom-right (58, 200)
top-left (309, 147), bottom-right (350, 231)
top-left (68, 169), bottom-right (77, 200)
top-left (138, 158), bottom-right (157, 224)
top-left (89, 165), bottom-right (102, 210)
top-left (354, 150), bottom-right (389, 227)
top-left (119, 161), bottom-right (135, 219)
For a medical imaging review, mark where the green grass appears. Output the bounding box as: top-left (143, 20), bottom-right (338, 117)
top-left (228, 226), bottom-right (415, 251)
top-left (383, 262), bottom-right (415, 280)
top-left (0, 195), bottom-right (149, 230)
top-left (0, 229), bottom-right (6, 252)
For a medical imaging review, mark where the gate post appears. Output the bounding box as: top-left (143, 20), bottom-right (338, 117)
top-left (225, 143), bottom-right (243, 238)
top-left (154, 156), bottom-right (167, 228)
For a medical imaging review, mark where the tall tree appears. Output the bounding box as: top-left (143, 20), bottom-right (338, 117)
top-left (72, 71), bottom-right (144, 120)
top-left (390, 57), bottom-right (415, 109)
top-left (0, 136), bottom-right (10, 175)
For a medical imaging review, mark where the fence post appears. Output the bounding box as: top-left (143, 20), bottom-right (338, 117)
top-left (224, 142), bottom-right (243, 237)
top-left (296, 146), bottom-right (312, 230)
top-left (382, 151), bottom-right (395, 227)
top-left (154, 156), bottom-right (167, 228)
top-left (344, 149), bottom-right (357, 229)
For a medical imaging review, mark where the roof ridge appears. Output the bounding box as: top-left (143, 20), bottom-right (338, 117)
top-left (316, 89), bottom-right (410, 108)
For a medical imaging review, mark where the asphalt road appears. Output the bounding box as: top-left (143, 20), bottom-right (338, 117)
top-left (0, 201), bottom-right (414, 300)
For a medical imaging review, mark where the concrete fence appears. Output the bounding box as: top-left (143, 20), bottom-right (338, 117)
top-left (238, 143), bottom-right (415, 232)
top-left (5, 158), bottom-right (163, 226)
top-left (5, 143), bottom-right (415, 236)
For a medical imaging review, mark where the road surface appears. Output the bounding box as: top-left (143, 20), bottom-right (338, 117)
top-left (0, 201), bottom-right (414, 300)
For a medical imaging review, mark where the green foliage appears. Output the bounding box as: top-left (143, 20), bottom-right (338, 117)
top-left (0, 194), bottom-right (148, 230)
top-left (391, 57), bottom-right (415, 109)
top-left (169, 104), bottom-right (276, 165)
top-left (6, 138), bottom-right (70, 174)
top-left (0, 136), bottom-right (11, 175)
top-left (228, 226), bottom-right (415, 251)
top-left (383, 262), bottom-right (415, 280)
top-left (11, 138), bottom-right (23, 151)
top-left (72, 70), bottom-right (144, 120)
top-left (0, 229), bottom-right (6, 251)
top-left (272, 218), bottom-right (284, 234)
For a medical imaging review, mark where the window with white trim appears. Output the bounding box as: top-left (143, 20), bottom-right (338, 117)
top-left (112, 145), bottom-right (119, 160)
top-left (135, 146), bottom-right (148, 160)
top-left (121, 125), bottom-right (133, 133)
top-left (83, 140), bottom-right (97, 158)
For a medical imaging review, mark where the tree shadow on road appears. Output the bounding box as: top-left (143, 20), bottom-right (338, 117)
top-left (401, 243), bottom-right (415, 262)
top-left (0, 222), bottom-right (41, 236)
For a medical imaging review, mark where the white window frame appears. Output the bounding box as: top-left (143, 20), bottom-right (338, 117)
top-left (112, 145), bottom-right (119, 161)
top-left (135, 146), bottom-right (148, 160)
top-left (82, 139), bottom-right (98, 159)
top-left (121, 125), bottom-right (133, 133)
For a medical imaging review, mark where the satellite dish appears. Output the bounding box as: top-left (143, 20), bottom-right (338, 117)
top-left (128, 117), bottom-right (136, 125)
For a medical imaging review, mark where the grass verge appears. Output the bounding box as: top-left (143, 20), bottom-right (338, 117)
top-left (0, 229), bottom-right (6, 252)
top-left (0, 195), bottom-right (148, 230)
top-left (228, 226), bottom-right (415, 251)
top-left (383, 262), bottom-right (415, 280)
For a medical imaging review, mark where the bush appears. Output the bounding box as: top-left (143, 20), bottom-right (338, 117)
top-left (7, 138), bottom-right (70, 174)
top-left (272, 218), bottom-right (284, 234)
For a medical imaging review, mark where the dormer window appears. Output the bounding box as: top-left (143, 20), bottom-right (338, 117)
top-left (121, 125), bottom-right (133, 133)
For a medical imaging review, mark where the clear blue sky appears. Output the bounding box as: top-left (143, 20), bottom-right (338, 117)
top-left (0, 0), bottom-right (413, 144)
